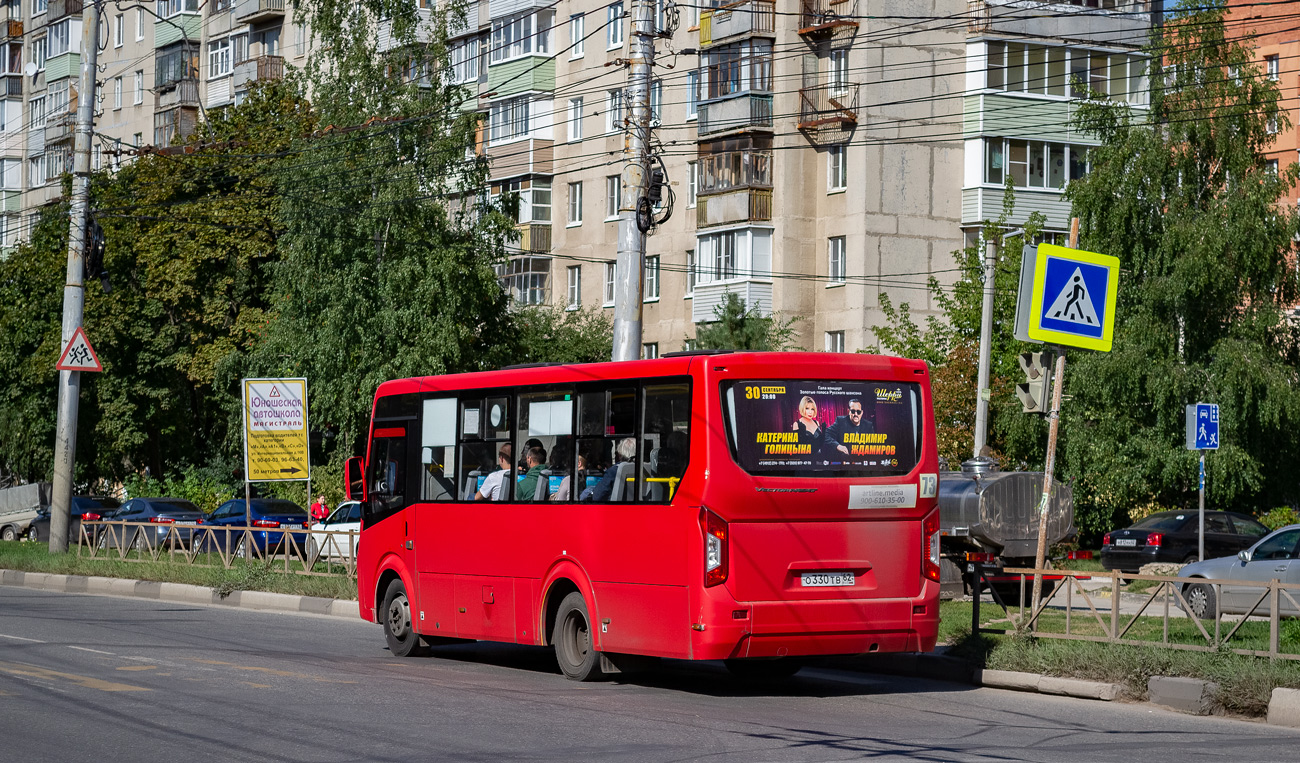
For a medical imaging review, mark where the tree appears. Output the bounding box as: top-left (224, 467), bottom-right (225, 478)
top-left (1062, 2), bottom-right (1300, 535)
top-left (250, 0), bottom-right (518, 457)
top-left (510, 306), bottom-right (613, 364)
top-left (692, 293), bottom-right (801, 351)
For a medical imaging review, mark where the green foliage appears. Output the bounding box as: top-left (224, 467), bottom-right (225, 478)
top-left (1259, 506), bottom-right (1300, 531)
top-left (692, 293), bottom-right (801, 351)
top-left (1063, 2), bottom-right (1300, 536)
top-left (121, 460), bottom-right (242, 513)
top-left (509, 305), bottom-right (613, 364)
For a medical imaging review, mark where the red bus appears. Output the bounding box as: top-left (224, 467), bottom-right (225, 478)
top-left (348, 351), bottom-right (941, 680)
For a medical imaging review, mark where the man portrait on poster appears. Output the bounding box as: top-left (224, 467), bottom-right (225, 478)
top-left (824, 398), bottom-right (874, 456)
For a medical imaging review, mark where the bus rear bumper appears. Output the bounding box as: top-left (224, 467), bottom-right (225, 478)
top-left (692, 593), bottom-right (940, 660)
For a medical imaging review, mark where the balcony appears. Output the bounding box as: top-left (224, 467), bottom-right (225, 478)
top-left (692, 279), bottom-right (772, 323)
top-left (798, 0), bottom-right (859, 36)
top-left (515, 223), bottom-right (552, 253)
top-left (797, 83), bottom-right (859, 129)
top-left (0, 74), bottom-right (20, 98)
top-left (699, 0), bottom-right (775, 48)
top-left (696, 189), bottom-right (772, 228)
top-left (49, 0), bottom-right (83, 22)
top-left (697, 149), bottom-right (771, 195)
top-left (232, 55), bottom-right (284, 91)
top-left (697, 93), bottom-right (773, 136)
top-left (4, 20), bottom-right (22, 38)
top-left (235, 0), bottom-right (285, 24)
top-left (155, 77), bottom-right (199, 110)
top-left (154, 105), bottom-right (199, 147)
top-left (44, 112), bottom-right (74, 147)
top-left (496, 254), bottom-right (551, 306)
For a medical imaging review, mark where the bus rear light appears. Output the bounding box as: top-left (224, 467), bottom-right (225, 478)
top-left (1147, 532), bottom-right (1163, 547)
top-left (700, 508), bottom-right (728, 588)
top-left (922, 510), bottom-right (941, 582)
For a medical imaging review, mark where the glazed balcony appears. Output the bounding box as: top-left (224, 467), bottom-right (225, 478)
top-left (232, 55), bottom-right (284, 91)
top-left (696, 93), bottom-right (773, 136)
top-left (700, 0), bottom-right (775, 48)
top-left (696, 188), bottom-right (772, 228)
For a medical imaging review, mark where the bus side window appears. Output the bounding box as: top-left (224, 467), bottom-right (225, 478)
top-left (422, 398), bottom-right (456, 502)
top-left (643, 384), bottom-right (691, 503)
top-left (366, 425), bottom-right (409, 524)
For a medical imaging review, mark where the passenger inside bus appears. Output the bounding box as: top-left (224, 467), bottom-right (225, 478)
top-left (518, 446), bottom-right (549, 502)
top-left (474, 444), bottom-right (513, 501)
top-left (580, 438), bottom-right (636, 502)
top-left (550, 443), bottom-right (574, 500)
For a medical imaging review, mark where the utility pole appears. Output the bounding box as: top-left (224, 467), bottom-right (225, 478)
top-left (611, 0), bottom-right (656, 362)
top-left (50, 0), bottom-right (102, 553)
top-left (972, 234), bottom-right (997, 459)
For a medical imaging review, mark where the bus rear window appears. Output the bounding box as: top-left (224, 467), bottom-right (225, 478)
top-left (723, 380), bottom-right (923, 477)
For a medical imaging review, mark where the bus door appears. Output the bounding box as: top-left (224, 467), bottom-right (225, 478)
top-left (366, 418), bottom-right (420, 614)
top-left (414, 396), bottom-right (461, 639)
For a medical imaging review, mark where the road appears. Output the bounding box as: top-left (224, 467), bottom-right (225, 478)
top-left (0, 587), bottom-right (1296, 763)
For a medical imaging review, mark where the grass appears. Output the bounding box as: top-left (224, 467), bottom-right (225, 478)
top-left (0, 540), bottom-right (358, 600)
top-left (942, 599), bottom-right (1300, 716)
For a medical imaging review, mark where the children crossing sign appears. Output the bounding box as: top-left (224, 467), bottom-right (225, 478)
top-left (1016, 243), bottom-right (1120, 352)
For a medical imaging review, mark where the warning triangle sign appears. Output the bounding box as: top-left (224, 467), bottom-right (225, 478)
top-left (55, 327), bottom-right (103, 372)
top-left (1044, 267), bottom-right (1101, 327)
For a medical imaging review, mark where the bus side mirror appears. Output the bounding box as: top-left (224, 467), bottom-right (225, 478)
top-left (346, 457), bottom-right (367, 502)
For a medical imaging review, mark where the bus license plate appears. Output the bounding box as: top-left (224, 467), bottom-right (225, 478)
top-left (1115, 539), bottom-right (1137, 547)
top-left (801, 572), bottom-right (854, 587)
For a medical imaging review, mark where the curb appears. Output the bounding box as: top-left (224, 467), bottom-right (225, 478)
top-left (843, 654), bottom-right (1122, 702)
top-left (0, 568), bottom-right (362, 621)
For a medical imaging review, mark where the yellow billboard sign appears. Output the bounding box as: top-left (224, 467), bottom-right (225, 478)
top-left (242, 378), bottom-right (310, 481)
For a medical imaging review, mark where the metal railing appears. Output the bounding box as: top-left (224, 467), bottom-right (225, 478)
top-left (700, 0), bottom-right (775, 47)
top-left (799, 0), bottom-right (858, 34)
top-left (77, 520), bottom-right (358, 577)
top-left (970, 566), bottom-right (1300, 660)
top-left (697, 93), bottom-right (774, 136)
top-left (797, 83), bottom-right (860, 129)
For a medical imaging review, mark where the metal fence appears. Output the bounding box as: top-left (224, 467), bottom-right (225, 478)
top-left (77, 520), bottom-right (358, 577)
top-left (970, 566), bottom-right (1300, 660)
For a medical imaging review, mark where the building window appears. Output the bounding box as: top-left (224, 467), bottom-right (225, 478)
top-left (28, 155), bottom-right (45, 187)
top-left (828, 49), bottom-right (848, 96)
top-left (605, 88), bottom-right (623, 133)
top-left (985, 41), bottom-right (1148, 106)
top-left (825, 331), bottom-right (845, 353)
top-left (157, 0), bottom-right (200, 19)
top-left (49, 20), bottom-right (71, 57)
top-left (567, 96), bottom-right (583, 142)
top-left (136, 8), bottom-right (145, 40)
top-left (1267, 159), bottom-right (1279, 175)
top-left (567, 266), bottom-right (581, 309)
top-left (607, 2), bottom-right (624, 49)
top-left (828, 145), bottom-right (846, 191)
top-left (134, 71), bottom-right (144, 104)
top-left (114, 14), bottom-right (124, 48)
top-left (48, 78), bottom-right (69, 119)
top-left (695, 228), bottom-right (772, 285)
top-left (209, 37), bottom-right (231, 79)
top-left (231, 33), bottom-right (248, 65)
top-left (570, 13), bottom-right (584, 58)
top-left (29, 96), bottom-right (46, 129)
top-left (984, 137), bottom-right (1089, 189)
top-left (1268, 113), bottom-right (1279, 135)
top-left (450, 37), bottom-right (479, 84)
top-left (567, 181), bottom-right (582, 225)
top-left (700, 39), bottom-right (773, 100)
top-left (606, 175), bottom-right (620, 219)
top-left (828, 236), bottom-right (846, 284)
top-left (685, 250), bottom-right (696, 296)
top-left (686, 71), bottom-right (699, 119)
top-left (32, 0), bottom-right (47, 13)
top-left (113, 77), bottom-right (122, 109)
top-left (490, 11), bottom-right (552, 64)
top-left (496, 256), bottom-right (551, 305)
top-left (134, 132), bottom-right (143, 149)
top-left (1266, 54), bottom-right (1279, 81)
top-left (641, 343), bottom-right (659, 359)
top-left (687, 161), bottom-right (697, 208)
top-left (155, 42), bottom-right (198, 88)
top-left (489, 96), bottom-right (531, 143)
top-left (645, 255), bottom-right (660, 300)
top-left (32, 37), bottom-right (47, 71)
top-left (603, 261), bottom-right (616, 305)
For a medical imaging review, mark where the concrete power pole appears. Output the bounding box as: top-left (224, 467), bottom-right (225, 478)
top-left (610, 0), bottom-right (656, 362)
top-left (972, 235), bottom-right (997, 459)
top-left (50, 0), bottom-right (103, 553)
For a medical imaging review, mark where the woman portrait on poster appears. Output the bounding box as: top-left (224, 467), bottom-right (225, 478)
top-left (792, 395), bottom-right (824, 450)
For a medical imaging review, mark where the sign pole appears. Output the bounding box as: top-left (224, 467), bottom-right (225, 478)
top-left (1185, 402), bottom-right (1218, 563)
top-left (1198, 452), bottom-right (1205, 562)
top-left (1030, 218), bottom-right (1079, 610)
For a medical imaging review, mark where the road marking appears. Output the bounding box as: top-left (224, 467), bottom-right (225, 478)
top-left (0, 634), bottom-right (44, 643)
top-left (0, 661), bottom-right (150, 692)
top-left (187, 658), bottom-right (358, 684)
top-left (115, 665), bottom-right (157, 672)
top-left (68, 646), bottom-right (115, 655)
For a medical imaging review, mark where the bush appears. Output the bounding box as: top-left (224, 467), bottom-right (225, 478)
top-left (122, 460), bottom-right (240, 513)
top-left (1259, 506), bottom-right (1299, 530)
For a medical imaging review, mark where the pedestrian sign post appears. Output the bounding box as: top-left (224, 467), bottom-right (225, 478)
top-left (1023, 243), bottom-right (1119, 352)
top-left (55, 327), bottom-right (103, 372)
top-left (241, 378), bottom-right (311, 482)
top-left (1185, 402), bottom-right (1220, 562)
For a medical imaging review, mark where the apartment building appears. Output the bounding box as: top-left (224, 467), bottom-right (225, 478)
top-left (1225, 0), bottom-right (1300, 196)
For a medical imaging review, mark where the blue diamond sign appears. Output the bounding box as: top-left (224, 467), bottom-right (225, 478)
top-left (1185, 403), bottom-right (1219, 450)
top-left (1019, 243), bottom-right (1120, 352)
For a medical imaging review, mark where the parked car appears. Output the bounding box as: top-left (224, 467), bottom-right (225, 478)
top-left (1100, 510), bottom-right (1269, 572)
top-left (193, 499), bottom-right (310, 556)
top-left (96, 497), bottom-right (206, 551)
top-left (1178, 524), bottom-right (1300, 619)
top-left (306, 501), bottom-right (361, 560)
top-left (25, 496), bottom-right (121, 544)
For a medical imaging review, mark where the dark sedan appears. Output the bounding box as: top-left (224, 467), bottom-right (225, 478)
top-left (96, 497), bottom-right (206, 551)
top-left (193, 499), bottom-right (310, 556)
top-left (25, 496), bottom-right (121, 544)
top-left (1100, 510), bottom-right (1270, 572)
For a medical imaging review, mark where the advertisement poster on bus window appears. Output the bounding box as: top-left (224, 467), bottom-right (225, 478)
top-left (729, 380), bottom-right (919, 475)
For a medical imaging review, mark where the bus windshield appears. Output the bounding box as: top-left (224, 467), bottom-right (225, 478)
top-left (723, 379), bottom-right (923, 477)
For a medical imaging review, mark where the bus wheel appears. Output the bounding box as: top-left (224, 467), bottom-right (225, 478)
top-left (724, 659), bottom-right (802, 681)
top-left (382, 579), bottom-right (429, 657)
top-left (553, 592), bottom-right (603, 681)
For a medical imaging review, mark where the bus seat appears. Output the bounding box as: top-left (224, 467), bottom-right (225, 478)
top-left (609, 462), bottom-right (636, 501)
top-left (534, 470), bottom-right (552, 501)
top-left (463, 470), bottom-right (483, 500)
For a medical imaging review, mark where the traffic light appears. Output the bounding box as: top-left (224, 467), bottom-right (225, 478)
top-left (1016, 351), bottom-right (1052, 415)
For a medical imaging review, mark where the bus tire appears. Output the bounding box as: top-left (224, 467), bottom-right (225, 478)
top-left (382, 578), bottom-right (429, 657)
top-left (724, 658), bottom-right (802, 681)
top-left (553, 592), bottom-right (603, 682)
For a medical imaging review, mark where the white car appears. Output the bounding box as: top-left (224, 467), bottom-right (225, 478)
top-left (307, 501), bottom-right (361, 561)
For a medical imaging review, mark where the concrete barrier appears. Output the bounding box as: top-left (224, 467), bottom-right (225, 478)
top-left (1266, 687), bottom-right (1300, 728)
top-left (1148, 676), bottom-right (1219, 715)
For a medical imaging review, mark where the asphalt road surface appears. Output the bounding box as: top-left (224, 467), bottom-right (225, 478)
top-left (1, 586), bottom-right (1296, 763)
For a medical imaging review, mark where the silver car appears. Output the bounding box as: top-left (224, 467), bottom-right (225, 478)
top-left (1178, 524), bottom-right (1300, 619)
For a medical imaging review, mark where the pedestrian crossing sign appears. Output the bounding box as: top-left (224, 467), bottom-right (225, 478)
top-left (1026, 243), bottom-right (1119, 352)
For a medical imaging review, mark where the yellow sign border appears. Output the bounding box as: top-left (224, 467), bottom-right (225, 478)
top-left (241, 377), bottom-right (310, 482)
top-left (1027, 243), bottom-right (1120, 352)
